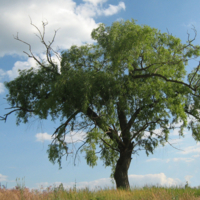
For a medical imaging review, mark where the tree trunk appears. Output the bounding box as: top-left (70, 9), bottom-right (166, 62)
top-left (114, 143), bottom-right (133, 189)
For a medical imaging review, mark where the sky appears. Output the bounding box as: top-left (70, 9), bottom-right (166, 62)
top-left (0, 0), bottom-right (200, 190)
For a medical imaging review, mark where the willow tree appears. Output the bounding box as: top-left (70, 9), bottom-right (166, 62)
top-left (2, 19), bottom-right (200, 189)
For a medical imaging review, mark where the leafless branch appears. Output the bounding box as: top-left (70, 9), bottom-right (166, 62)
top-left (13, 18), bottom-right (61, 75)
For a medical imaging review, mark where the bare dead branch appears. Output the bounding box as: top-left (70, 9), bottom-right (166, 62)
top-left (14, 18), bottom-right (60, 75)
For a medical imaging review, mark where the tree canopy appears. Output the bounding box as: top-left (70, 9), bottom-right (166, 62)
top-left (2, 19), bottom-right (200, 189)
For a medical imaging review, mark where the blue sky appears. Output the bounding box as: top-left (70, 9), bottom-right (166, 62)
top-left (0, 0), bottom-right (200, 190)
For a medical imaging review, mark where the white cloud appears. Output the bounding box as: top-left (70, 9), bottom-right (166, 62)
top-left (146, 158), bottom-right (160, 162)
top-left (6, 57), bottom-right (39, 80)
top-left (83, 0), bottom-right (108, 6)
top-left (0, 69), bottom-right (6, 79)
top-left (128, 173), bottom-right (182, 188)
top-left (178, 143), bottom-right (200, 155)
top-left (146, 156), bottom-right (197, 163)
top-left (36, 131), bottom-right (87, 143)
top-left (36, 181), bottom-right (49, 190)
top-left (192, 154), bottom-right (200, 158)
top-left (0, 82), bottom-right (5, 94)
top-left (36, 132), bottom-right (53, 142)
top-left (75, 1), bottom-right (125, 18)
top-left (185, 175), bottom-right (193, 183)
top-left (146, 158), bottom-right (170, 163)
top-left (37, 173), bottom-right (182, 190)
top-left (0, 174), bottom-right (7, 182)
top-left (182, 21), bottom-right (197, 28)
top-left (103, 2), bottom-right (125, 16)
top-left (4, 52), bottom-right (61, 81)
top-left (173, 157), bottom-right (194, 162)
top-left (0, 0), bottom-right (126, 57)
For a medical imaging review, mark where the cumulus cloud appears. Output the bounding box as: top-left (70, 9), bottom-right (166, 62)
top-left (103, 2), bottom-right (125, 16)
top-left (0, 82), bottom-right (5, 94)
top-left (75, 1), bottom-right (125, 18)
top-left (36, 131), bottom-right (87, 143)
top-left (0, 0), bottom-right (125, 57)
top-left (37, 173), bottom-right (182, 190)
top-left (83, 0), bottom-right (108, 6)
top-left (6, 57), bottom-right (39, 80)
top-left (2, 52), bottom-right (61, 82)
top-left (128, 173), bottom-right (182, 188)
top-left (0, 69), bottom-right (6, 79)
top-left (0, 174), bottom-right (7, 182)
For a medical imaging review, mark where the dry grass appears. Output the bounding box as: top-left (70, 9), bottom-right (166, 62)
top-left (1, 183), bottom-right (200, 200)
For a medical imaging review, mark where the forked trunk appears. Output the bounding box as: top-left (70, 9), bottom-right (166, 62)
top-left (114, 143), bottom-right (133, 189)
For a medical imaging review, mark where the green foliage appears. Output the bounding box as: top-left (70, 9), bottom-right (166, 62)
top-left (47, 142), bottom-right (69, 169)
top-left (3, 19), bottom-right (200, 179)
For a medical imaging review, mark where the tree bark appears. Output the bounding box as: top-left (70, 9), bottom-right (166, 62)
top-left (114, 143), bottom-right (134, 189)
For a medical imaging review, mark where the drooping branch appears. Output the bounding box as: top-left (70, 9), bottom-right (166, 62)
top-left (74, 140), bottom-right (88, 166)
top-left (152, 132), bottom-right (184, 152)
top-left (52, 109), bottom-right (80, 140)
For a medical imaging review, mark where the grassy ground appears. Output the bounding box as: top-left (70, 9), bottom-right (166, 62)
top-left (0, 185), bottom-right (200, 200)
top-left (1, 183), bottom-right (200, 200)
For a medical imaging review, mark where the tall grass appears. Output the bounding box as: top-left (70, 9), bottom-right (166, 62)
top-left (0, 181), bottom-right (200, 200)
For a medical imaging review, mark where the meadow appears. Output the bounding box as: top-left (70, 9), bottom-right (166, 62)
top-left (0, 180), bottom-right (200, 200)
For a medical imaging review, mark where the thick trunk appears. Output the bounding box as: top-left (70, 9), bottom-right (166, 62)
top-left (114, 143), bottom-right (133, 189)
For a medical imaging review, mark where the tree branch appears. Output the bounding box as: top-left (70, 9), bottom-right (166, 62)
top-left (52, 109), bottom-right (80, 140)
top-left (13, 18), bottom-right (60, 75)
top-left (116, 102), bottom-right (127, 132)
top-left (100, 137), bottom-right (120, 152)
top-left (74, 141), bottom-right (88, 166)
top-left (125, 101), bottom-right (159, 133)
top-left (86, 107), bottom-right (124, 147)
top-left (131, 73), bottom-right (199, 94)
top-left (1, 107), bottom-right (35, 122)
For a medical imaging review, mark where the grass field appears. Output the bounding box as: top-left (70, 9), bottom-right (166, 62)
top-left (1, 181), bottom-right (200, 200)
